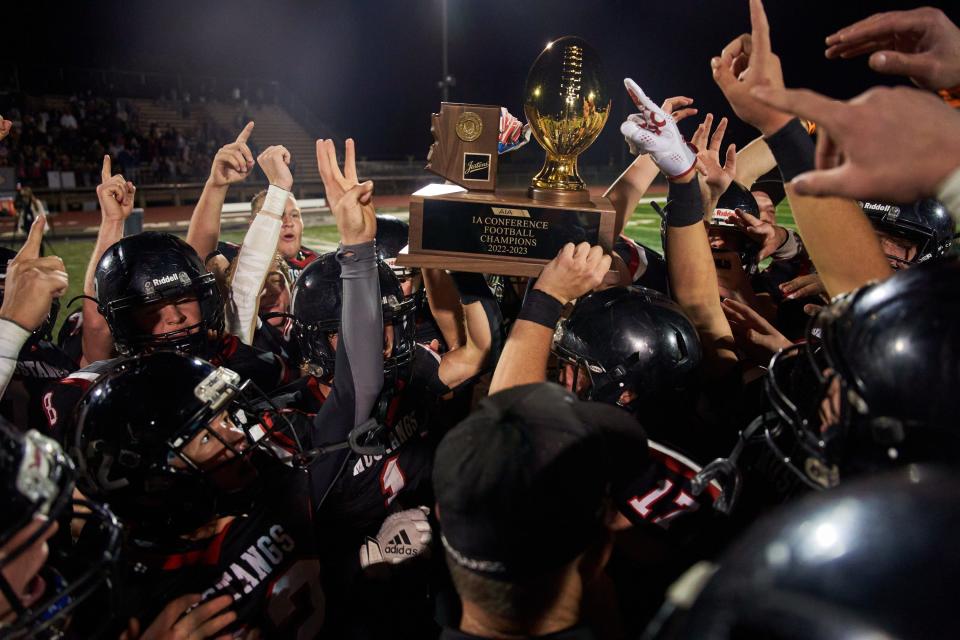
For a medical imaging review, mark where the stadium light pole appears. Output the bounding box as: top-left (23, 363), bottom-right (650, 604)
top-left (438, 0), bottom-right (455, 101)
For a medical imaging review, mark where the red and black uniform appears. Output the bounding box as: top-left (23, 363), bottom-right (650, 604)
top-left (285, 246), bottom-right (321, 282)
top-left (117, 491), bottom-right (325, 639)
top-left (253, 318), bottom-right (301, 373)
top-left (0, 338), bottom-right (79, 432)
top-left (39, 335), bottom-right (290, 443)
top-left (613, 235), bottom-right (670, 294)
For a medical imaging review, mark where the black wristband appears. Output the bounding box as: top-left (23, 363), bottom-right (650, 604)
top-left (764, 118), bottom-right (815, 182)
top-left (665, 179), bottom-right (704, 227)
top-left (518, 289), bottom-right (563, 329)
top-left (450, 271), bottom-right (494, 305)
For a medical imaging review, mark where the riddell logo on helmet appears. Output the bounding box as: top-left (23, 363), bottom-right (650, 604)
top-left (151, 272), bottom-right (191, 288)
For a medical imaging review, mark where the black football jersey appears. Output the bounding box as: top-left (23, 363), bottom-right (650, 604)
top-left (0, 338), bottom-right (79, 431)
top-left (119, 500), bottom-right (325, 639)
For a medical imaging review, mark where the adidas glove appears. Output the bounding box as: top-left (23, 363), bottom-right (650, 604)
top-left (359, 506), bottom-right (432, 568)
top-left (620, 78), bottom-right (697, 179)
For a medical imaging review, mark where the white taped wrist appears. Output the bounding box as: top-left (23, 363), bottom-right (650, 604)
top-left (936, 166), bottom-right (960, 225)
top-left (228, 205), bottom-right (283, 344)
top-left (0, 319), bottom-right (30, 399)
top-left (261, 184), bottom-right (289, 218)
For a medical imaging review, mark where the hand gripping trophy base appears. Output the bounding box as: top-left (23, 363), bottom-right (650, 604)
top-left (529, 153), bottom-right (590, 205)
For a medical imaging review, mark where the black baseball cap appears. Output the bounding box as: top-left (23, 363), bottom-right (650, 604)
top-left (433, 382), bottom-right (648, 580)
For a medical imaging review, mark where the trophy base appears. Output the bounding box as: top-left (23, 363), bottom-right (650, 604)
top-left (528, 185), bottom-right (592, 205)
top-left (398, 187), bottom-right (620, 284)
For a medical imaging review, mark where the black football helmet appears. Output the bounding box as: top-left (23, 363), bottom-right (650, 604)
top-left (94, 232), bottom-right (224, 356)
top-left (375, 214), bottom-right (416, 281)
top-left (858, 198), bottom-right (955, 269)
top-left (677, 466), bottom-right (960, 639)
top-left (762, 257), bottom-right (960, 490)
top-left (70, 352), bottom-right (303, 542)
top-left (0, 420), bottom-right (121, 639)
top-left (707, 181), bottom-right (762, 274)
top-left (0, 246), bottom-right (60, 343)
top-left (553, 286), bottom-right (702, 409)
top-left (291, 251), bottom-right (417, 383)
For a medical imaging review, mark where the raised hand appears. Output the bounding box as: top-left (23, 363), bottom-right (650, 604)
top-left (534, 242), bottom-right (611, 305)
top-left (661, 96), bottom-right (698, 124)
top-left (730, 207), bottom-right (786, 260)
top-left (711, 0), bottom-right (792, 136)
top-left (620, 79), bottom-right (697, 178)
top-left (256, 144), bottom-right (293, 191)
top-left (208, 121), bottom-right (255, 188)
top-left (316, 138), bottom-right (376, 245)
top-left (0, 216), bottom-right (68, 332)
top-left (721, 297), bottom-right (791, 361)
top-left (96, 155), bottom-right (136, 222)
top-left (825, 8), bottom-right (960, 91)
top-left (778, 273), bottom-right (827, 301)
top-left (752, 84), bottom-right (960, 201)
top-left (0, 115), bottom-right (12, 141)
top-left (691, 114), bottom-right (737, 205)
top-left (121, 593), bottom-right (237, 640)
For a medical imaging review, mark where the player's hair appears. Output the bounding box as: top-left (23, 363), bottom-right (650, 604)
top-left (445, 552), bottom-right (571, 626)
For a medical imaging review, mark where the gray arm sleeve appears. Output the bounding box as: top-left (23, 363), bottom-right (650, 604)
top-left (337, 241), bottom-right (384, 425)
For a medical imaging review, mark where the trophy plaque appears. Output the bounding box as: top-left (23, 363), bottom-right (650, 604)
top-left (398, 36), bottom-right (618, 281)
top-left (426, 103), bottom-right (500, 191)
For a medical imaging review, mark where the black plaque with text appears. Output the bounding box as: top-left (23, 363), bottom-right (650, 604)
top-left (420, 199), bottom-right (601, 260)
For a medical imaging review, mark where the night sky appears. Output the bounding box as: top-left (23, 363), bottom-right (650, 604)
top-left (5, 0), bottom-right (959, 164)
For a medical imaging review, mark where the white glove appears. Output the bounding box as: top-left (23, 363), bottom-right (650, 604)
top-left (620, 78), bottom-right (697, 178)
top-left (359, 506), bottom-right (432, 568)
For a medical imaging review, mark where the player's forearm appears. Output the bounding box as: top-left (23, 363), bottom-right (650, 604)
top-left (186, 179), bottom-right (229, 260)
top-left (422, 268), bottom-right (465, 350)
top-left (733, 135), bottom-right (777, 187)
top-left (227, 186), bottom-right (285, 344)
top-left (0, 319), bottom-right (30, 399)
top-left (605, 155), bottom-right (660, 235)
top-left (438, 272), bottom-right (499, 388)
top-left (664, 180), bottom-right (738, 374)
top-left (765, 119), bottom-right (892, 296)
top-left (785, 190), bottom-right (891, 296)
top-left (489, 320), bottom-right (551, 393)
top-left (489, 289), bottom-right (562, 393)
top-left (80, 218), bottom-right (124, 364)
top-left (338, 240), bottom-right (384, 425)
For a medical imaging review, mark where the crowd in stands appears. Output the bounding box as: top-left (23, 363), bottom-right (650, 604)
top-left (0, 90), bottom-right (236, 187)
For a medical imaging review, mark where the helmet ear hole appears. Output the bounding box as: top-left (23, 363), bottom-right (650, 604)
top-left (674, 328), bottom-right (689, 363)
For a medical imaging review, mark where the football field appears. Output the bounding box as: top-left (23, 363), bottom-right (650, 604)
top-left (47, 200), bottom-right (797, 335)
top-left (622, 199), bottom-right (797, 250)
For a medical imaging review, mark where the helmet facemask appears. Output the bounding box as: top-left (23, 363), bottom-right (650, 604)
top-left (101, 271), bottom-right (224, 356)
top-left (1, 430), bottom-right (121, 640)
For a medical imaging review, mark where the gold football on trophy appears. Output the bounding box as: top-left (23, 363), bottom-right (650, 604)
top-left (524, 36), bottom-right (610, 204)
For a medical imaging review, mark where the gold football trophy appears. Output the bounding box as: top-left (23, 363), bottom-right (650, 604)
top-left (525, 37), bottom-right (611, 203)
top-left (399, 36), bottom-right (618, 280)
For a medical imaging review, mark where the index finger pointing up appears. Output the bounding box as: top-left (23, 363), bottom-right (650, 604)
top-left (16, 214), bottom-right (46, 261)
top-left (101, 155), bottom-right (112, 183)
top-left (236, 121), bottom-right (255, 144)
top-left (750, 0), bottom-right (772, 55)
